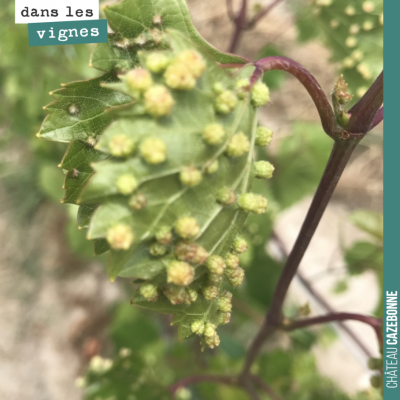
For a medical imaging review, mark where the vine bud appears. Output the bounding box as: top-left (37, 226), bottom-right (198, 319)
top-left (167, 261), bottom-right (195, 286)
top-left (180, 166), bottom-right (202, 187)
top-left (150, 242), bottom-right (168, 256)
top-left (164, 62), bottom-right (196, 90)
top-left (255, 126), bottom-right (273, 146)
top-left (176, 50), bottom-right (207, 78)
top-left (144, 85), bottom-right (174, 117)
top-left (254, 160), bottom-right (275, 179)
top-left (186, 287), bottom-right (198, 303)
top-left (238, 193), bottom-right (268, 214)
top-left (106, 224), bottom-right (135, 250)
top-left (129, 193), bottom-right (147, 210)
top-left (333, 75), bottom-right (353, 105)
top-left (226, 132), bottom-right (250, 157)
top-left (126, 68), bottom-right (153, 93)
top-left (146, 53), bottom-right (170, 73)
top-left (225, 253), bottom-right (239, 269)
top-left (219, 312), bottom-right (231, 325)
top-left (370, 374), bottom-right (382, 388)
top-left (205, 160), bottom-right (219, 174)
top-left (163, 286), bottom-right (190, 305)
top-left (204, 323), bottom-right (217, 338)
top-left (206, 255), bottom-right (226, 275)
top-left (225, 267), bottom-right (245, 287)
top-left (175, 241), bottom-right (198, 262)
top-left (140, 138), bottom-right (167, 164)
top-left (155, 225), bottom-right (173, 245)
top-left (368, 357), bottom-right (382, 370)
top-left (233, 236), bottom-right (248, 254)
top-left (202, 123), bottom-right (225, 145)
top-left (108, 134), bottom-right (135, 157)
top-left (202, 285), bottom-right (219, 301)
top-left (175, 217), bottom-right (200, 239)
top-left (216, 187), bottom-right (236, 205)
top-left (215, 90), bottom-right (238, 114)
top-left (191, 320), bottom-right (205, 335)
top-left (251, 82), bottom-right (270, 107)
top-left (139, 283), bottom-right (159, 302)
top-left (116, 174), bottom-right (138, 195)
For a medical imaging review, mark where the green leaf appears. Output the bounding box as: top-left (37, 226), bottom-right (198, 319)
top-left (101, 0), bottom-right (246, 66)
top-left (38, 72), bottom-right (132, 143)
top-left (350, 210), bottom-right (383, 241)
top-left (269, 122), bottom-right (332, 209)
top-left (345, 241), bottom-right (383, 275)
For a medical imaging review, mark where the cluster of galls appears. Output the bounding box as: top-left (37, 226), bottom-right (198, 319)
top-left (190, 290), bottom-right (233, 349)
top-left (368, 356), bottom-right (383, 390)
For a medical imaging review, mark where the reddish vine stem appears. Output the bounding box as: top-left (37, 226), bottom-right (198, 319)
top-left (284, 312), bottom-right (383, 348)
top-left (253, 56), bottom-right (340, 137)
top-left (371, 107), bottom-right (383, 130)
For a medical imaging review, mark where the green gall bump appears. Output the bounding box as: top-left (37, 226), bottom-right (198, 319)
top-left (204, 323), bottom-right (217, 338)
top-left (193, 246), bottom-right (209, 265)
top-left (150, 242), bottom-right (168, 256)
top-left (167, 260), bottom-right (195, 286)
top-left (144, 85), bottom-right (174, 117)
top-left (87, 137), bottom-right (97, 147)
top-left (226, 132), bottom-right (250, 157)
top-left (236, 78), bottom-right (250, 99)
top-left (108, 134), bottom-right (135, 157)
top-left (219, 312), bottom-right (231, 325)
top-left (225, 266), bottom-right (245, 287)
top-left (191, 320), bottom-right (205, 335)
top-left (345, 36), bottom-right (357, 48)
top-left (255, 126), bottom-right (274, 146)
top-left (175, 217), bottom-right (200, 239)
top-left (128, 193), bottom-right (147, 210)
top-left (216, 187), bottom-right (236, 205)
top-left (208, 272), bottom-right (223, 284)
top-left (175, 241), bottom-right (198, 262)
top-left (106, 224), bottom-right (135, 250)
top-left (344, 5), bottom-right (356, 16)
top-left (163, 286), bottom-right (191, 305)
top-left (202, 285), bottom-right (219, 301)
top-left (140, 138), bottom-right (167, 164)
top-left (362, 1), bottom-right (375, 13)
top-left (68, 104), bottom-right (79, 116)
top-left (155, 225), bottom-right (172, 245)
top-left (116, 174), bottom-right (138, 195)
top-left (213, 82), bottom-right (224, 95)
top-left (139, 283), bottom-right (159, 302)
top-left (225, 253), bottom-right (239, 269)
top-left (125, 68), bottom-right (153, 93)
top-left (206, 255), bottom-right (226, 275)
top-left (146, 53), bottom-right (170, 73)
top-left (205, 333), bottom-right (220, 349)
top-left (202, 123), bottom-right (225, 145)
top-left (233, 236), bottom-right (248, 254)
top-left (238, 193), bottom-right (268, 214)
top-left (205, 160), bottom-right (219, 174)
top-left (152, 15), bottom-right (162, 25)
top-left (217, 296), bottom-right (232, 313)
top-left (363, 20), bottom-right (374, 31)
top-left (251, 82), bottom-right (270, 107)
top-left (180, 166), bottom-right (202, 187)
top-left (215, 90), bottom-right (238, 114)
top-left (187, 287), bottom-right (198, 303)
top-left (164, 62), bottom-right (196, 90)
top-left (176, 50), bottom-right (207, 78)
top-left (254, 160), bottom-right (275, 179)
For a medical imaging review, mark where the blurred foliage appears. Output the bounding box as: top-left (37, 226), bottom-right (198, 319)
top-left (292, 0), bottom-right (383, 99)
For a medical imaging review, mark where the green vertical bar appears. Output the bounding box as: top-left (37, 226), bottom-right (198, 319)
top-left (384, 1), bottom-right (399, 399)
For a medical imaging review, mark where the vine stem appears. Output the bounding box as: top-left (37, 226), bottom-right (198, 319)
top-left (240, 139), bottom-right (360, 377)
top-left (284, 312), bottom-right (383, 348)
